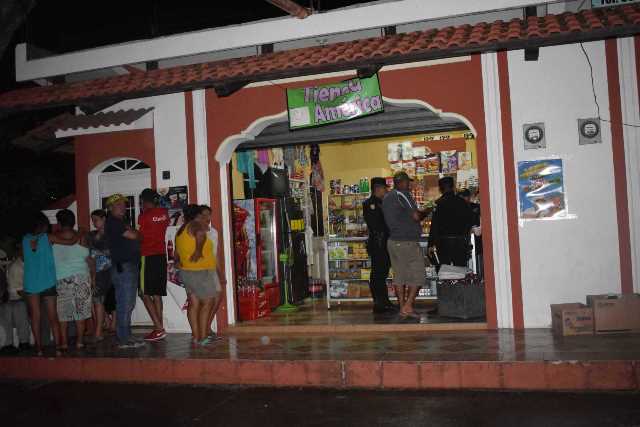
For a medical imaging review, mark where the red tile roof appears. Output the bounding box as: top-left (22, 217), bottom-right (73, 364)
top-left (1, 6), bottom-right (640, 113)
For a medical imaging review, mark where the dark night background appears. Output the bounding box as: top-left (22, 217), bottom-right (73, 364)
top-left (0, 0), bottom-right (369, 247)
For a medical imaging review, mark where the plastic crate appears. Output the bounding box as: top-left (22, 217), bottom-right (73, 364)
top-left (238, 288), bottom-right (270, 321)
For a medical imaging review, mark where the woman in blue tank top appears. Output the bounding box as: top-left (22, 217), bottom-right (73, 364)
top-left (22, 212), bottom-right (78, 356)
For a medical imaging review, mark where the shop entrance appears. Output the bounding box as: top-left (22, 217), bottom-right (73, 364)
top-left (224, 100), bottom-right (488, 331)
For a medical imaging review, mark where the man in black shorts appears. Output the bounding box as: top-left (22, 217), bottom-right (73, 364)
top-left (138, 189), bottom-right (170, 342)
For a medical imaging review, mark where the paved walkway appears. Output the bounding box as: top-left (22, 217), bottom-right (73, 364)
top-left (1, 329), bottom-right (639, 390)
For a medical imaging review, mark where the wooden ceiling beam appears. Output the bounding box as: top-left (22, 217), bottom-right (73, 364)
top-left (265, 0), bottom-right (310, 19)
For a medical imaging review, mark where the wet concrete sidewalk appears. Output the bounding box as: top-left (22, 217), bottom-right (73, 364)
top-left (1, 380), bottom-right (639, 426)
top-left (1, 329), bottom-right (640, 391)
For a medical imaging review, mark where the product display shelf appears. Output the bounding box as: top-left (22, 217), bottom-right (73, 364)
top-left (327, 192), bottom-right (369, 237)
top-left (324, 236), bottom-right (438, 308)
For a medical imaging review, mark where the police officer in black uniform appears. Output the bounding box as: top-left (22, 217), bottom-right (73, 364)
top-left (427, 177), bottom-right (474, 267)
top-left (363, 177), bottom-right (397, 314)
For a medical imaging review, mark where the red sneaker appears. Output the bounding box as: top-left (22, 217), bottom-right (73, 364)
top-left (144, 329), bottom-right (167, 342)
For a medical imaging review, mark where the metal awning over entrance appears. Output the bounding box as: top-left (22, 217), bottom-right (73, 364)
top-left (237, 102), bottom-right (468, 150)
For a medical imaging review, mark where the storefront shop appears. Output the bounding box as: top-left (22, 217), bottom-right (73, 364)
top-left (3, 5), bottom-right (640, 333)
top-left (227, 105), bottom-right (485, 328)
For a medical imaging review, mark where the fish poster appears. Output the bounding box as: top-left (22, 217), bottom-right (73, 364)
top-left (517, 159), bottom-right (567, 220)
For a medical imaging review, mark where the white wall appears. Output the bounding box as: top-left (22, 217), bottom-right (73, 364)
top-left (103, 93), bottom-right (189, 189)
top-left (101, 94), bottom-right (192, 332)
top-left (508, 42), bottom-right (622, 327)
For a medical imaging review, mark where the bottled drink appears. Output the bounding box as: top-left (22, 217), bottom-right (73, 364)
top-left (167, 240), bottom-right (174, 261)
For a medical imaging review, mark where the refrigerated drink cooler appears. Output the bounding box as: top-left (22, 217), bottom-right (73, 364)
top-left (233, 198), bottom-right (281, 317)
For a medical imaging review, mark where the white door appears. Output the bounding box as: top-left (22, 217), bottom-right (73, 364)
top-left (97, 161), bottom-right (153, 326)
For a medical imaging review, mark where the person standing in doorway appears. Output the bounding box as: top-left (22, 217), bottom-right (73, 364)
top-left (105, 194), bottom-right (144, 349)
top-left (363, 177), bottom-right (396, 314)
top-left (52, 209), bottom-right (92, 351)
top-left (87, 209), bottom-right (112, 342)
top-left (199, 205), bottom-right (224, 341)
top-left (428, 178), bottom-right (474, 267)
top-left (138, 189), bottom-right (170, 342)
top-left (175, 205), bottom-right (219, 346)
top-left (382, 172), bottom-right (428, 320)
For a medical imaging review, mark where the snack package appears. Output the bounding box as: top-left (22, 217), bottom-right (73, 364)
top-left (440, 150), bottom-right (458, 173)
top-left (412, 145), bottom-right (427, 159)
top-left (458, 151), bottom-right (472, 170)
top-left (390, 161), bottom-right (404, 173)
top-left (403, 160), bottom-right (416, 178)
top-left (387, 143), bottom-right (401, 162)
top-left (425, 153), bottom-right (440, 174)
top-left (416, 158), bottom-right (427, 175)
top-left (401, 141), bottom-right (414, 161)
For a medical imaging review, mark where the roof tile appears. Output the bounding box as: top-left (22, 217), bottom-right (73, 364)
top-left (2, 5), bottom-right (640, 112)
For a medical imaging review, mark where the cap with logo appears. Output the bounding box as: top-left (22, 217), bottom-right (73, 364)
top-left (105, 193), bottom-right (128, 207)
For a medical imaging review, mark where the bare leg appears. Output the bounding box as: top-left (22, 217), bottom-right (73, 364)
top-left (402, 286), bottom-right (420, 315)
top-left (142, 295), bottom-right (163, 330)
top-left (207, 296), bottom-right (223, 336)
top-left (44, 296), bottom-right (62, 350)
top-left (394, 285), bottom-right (405, 310)
top-left (153, 296), bottom-right (164, 330)
top-left (187, 294), bottom-right (201, 341)
top-left (26, 295), bottom-right (42, 354)
top-left (75, 320), bottom-right (86, 348)
top-left (198, 298), bottom-right (215, 341)
top-left (94, 304), bottom-right (105, 338)
top-left (60, 321), bottom-right (68, 349)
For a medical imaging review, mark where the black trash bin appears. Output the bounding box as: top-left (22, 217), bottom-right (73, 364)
top-left (436, 276), bottom-right (486, 320)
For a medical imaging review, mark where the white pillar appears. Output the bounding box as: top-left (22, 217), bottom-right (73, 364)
top-left (219, 165), bottom-right (237, 325)
top-left (617, 37), bottom-right (640, 292)
top-left (481, 52), bottom-right (514, 328)
top-left (192, 89), bottom-right (211, 205)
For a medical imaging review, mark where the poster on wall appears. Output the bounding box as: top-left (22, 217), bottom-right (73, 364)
top-left (287, 74), bottom-right (383, 129)
top-left (158, 186), bottom-right (188, 226)
top-left (517, 159), bottom-right (567, 220)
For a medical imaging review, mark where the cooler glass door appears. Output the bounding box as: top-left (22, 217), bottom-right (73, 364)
top-left (256, 199), bottom-right (278, 287)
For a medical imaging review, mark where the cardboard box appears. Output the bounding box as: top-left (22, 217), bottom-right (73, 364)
top-left (586, 294), bottom-right (640, 334)
top-left (550, 303), bottom-right (594, 336)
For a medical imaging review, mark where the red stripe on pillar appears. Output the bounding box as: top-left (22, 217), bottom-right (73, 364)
top-left (184, 91), bottom-right (198, 204)
top-left (605, 39), bottom-right (633, 294)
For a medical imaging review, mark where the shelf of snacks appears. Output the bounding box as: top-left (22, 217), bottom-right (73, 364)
top-left (324, 237), bottom-right (438, 307)
top-left (386, 136), bottom-right (480, 232)
top-left (327, 182), bottom-right (370, 237)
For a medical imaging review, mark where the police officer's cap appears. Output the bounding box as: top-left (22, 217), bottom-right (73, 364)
top-left (370, 177), bottom-right (388, 189)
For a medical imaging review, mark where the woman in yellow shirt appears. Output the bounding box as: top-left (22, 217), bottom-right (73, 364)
top-left (176, 205), bottom-right (220, 345)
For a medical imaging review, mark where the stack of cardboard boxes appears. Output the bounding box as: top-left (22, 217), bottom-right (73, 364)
top-left (551, 294), bottom-right (640, 336)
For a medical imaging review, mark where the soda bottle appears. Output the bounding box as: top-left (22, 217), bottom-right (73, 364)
top-left (167, 240), bottom-right (174, 261)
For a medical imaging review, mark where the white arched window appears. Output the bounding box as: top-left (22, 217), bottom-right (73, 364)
top-left (89, 157), bottom-right (152, 229)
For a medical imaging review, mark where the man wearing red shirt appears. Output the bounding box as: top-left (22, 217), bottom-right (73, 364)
top-left (138, 189), bottom-right (170, 342)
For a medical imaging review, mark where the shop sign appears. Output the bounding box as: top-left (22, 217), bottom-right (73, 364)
top-left (591, 0), bottom-right (640, 8)
top-left (287, 74), bottom-right (383, 129)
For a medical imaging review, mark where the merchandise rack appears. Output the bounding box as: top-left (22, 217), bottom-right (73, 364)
top-left (324, 236), bottom-right (438, 309)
